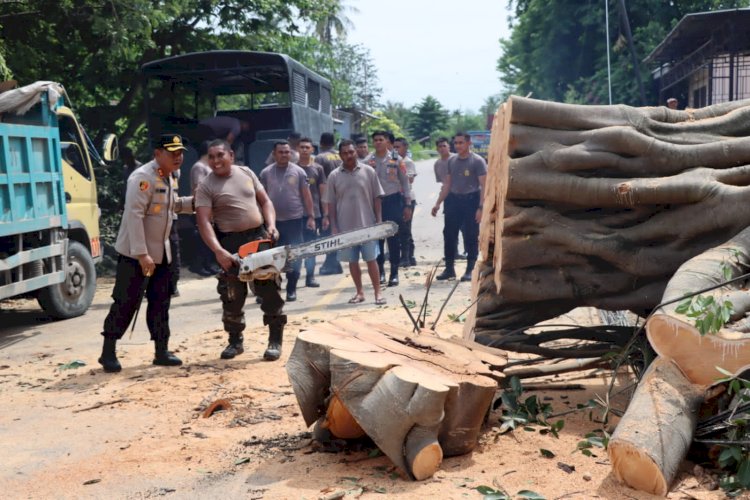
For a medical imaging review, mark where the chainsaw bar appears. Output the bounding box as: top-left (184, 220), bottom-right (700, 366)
top-left (287, 221), bottom-right (398, 261)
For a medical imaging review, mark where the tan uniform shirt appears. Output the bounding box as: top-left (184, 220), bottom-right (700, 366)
top-left (299, 161), bottom-right (327, 218)
top-left (259, 163), bottom-right (308, 222)
top-left (190, 159), bottom-right (211, 195)
top-left (115, 160), bottom-right (193, 264)
top-left (434, 154), bottom-right (455, 183)
top-left (315, 149), bottom-right (342, 177)
top-left (448, 152), bottom-right (488, 194)
top-left (403, 156), bottom-right (417, 202)
top-left (365, 151), bottom-right (411, 200)
top-left (194, 165), bottom-right (265, 233)
top-left (324, 163), bottom-right (384, 232)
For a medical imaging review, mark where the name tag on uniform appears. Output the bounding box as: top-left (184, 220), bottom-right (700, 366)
top-left (287, 176), bottom-right (297, 186)
top-left (309, 178), bottom-right (316, 185)
top-left (464, 169), bottom-right (470, 176)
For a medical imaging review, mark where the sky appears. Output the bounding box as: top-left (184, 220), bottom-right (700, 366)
top-left (345, 0), bottom-right (512, 113)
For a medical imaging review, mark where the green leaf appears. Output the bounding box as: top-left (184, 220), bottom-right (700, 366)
top-left (516, 491), bottom-right (546, 500)
top-left (540, 448), bottom-right (555, 458)
top-left (510, 376), bottom-right (523, 395)
top-left (675, 299), bottom-right (692, 314)
top-left (475, 485), bottom-right (509, 500)
top-left (476, 486), bottom-right (501, 494)
top-left (58, 360), bottom-right (87, 370)
top-left (368, 448), bottom-right (382, 458)
top-left (730, 380), bottom-right (741, 396)
top-left (234, 457), bottom-right (251, 465)
top-left (737, 458), bottom-right (750, 488)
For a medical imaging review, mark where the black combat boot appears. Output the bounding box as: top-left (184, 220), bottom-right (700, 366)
top-left (98, 336), bottom-right (122, 373)
top-left (436, 265), bottom-right (456, 281)
top-left (263, 315), bottom-right (286, 361)
top-left (305, 273), bottom-right (320, 288)
top-left (460, 260), bottom-right (476, 282)
top-left (286, 271), bottom-right (299, 302)
top-left (220, 333), bottom-right (244, 359)
top-left (153, 338), bottom-right (182, 366)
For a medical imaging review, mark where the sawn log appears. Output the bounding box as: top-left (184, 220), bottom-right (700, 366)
top-left (285, 320), bottom-right (504, 480)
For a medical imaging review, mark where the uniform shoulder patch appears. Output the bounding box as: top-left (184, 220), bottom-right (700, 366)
top-left (139, 180), bottom-right (150, 191)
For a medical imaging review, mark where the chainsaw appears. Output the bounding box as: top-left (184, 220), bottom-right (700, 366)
top-left (236, 221), bottom-right (398, 281)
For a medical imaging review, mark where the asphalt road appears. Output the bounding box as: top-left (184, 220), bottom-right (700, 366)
top-left (0, 158), bottom-right (463, 363)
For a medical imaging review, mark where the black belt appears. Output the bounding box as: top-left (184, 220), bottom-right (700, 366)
top-left (450, 191), bottom-right (480, 198)
top-left (216, 226), bottom-right (265, 240)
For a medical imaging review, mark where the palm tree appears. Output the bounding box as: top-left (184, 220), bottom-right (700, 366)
top-left (314, 1), bottom-right (359, 44)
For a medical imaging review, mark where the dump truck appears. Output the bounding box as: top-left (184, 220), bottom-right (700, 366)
top-left (0, 82), bottom-right (117, 318)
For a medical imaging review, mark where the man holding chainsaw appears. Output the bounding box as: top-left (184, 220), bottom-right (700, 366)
top-left (98, 134), bottom-right (193, 373)
top-left (195, 140), bottom-right (287, 361)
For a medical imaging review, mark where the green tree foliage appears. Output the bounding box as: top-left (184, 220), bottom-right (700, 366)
top-left (498, 0), bottom-right (750, 105)
top-left (408, 95), bottom-right (450, 140)
top-left (313, 0), bottom-right (358, 43)
top-left (381, 101), bottom-right (412, 132)
top-left (0, 0), bottom-right (334, 146)
top-left (362, 110), bottom-right (406, 140)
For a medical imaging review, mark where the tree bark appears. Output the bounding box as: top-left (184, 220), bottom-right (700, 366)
top-left (647, 226), bottom-right (750, 386)
top-left (468, 96), bottom-right (750, 346)
top-left (286, 321), bottom-right (501, 480)
top-left (608, 357), bottom-right (705, 496)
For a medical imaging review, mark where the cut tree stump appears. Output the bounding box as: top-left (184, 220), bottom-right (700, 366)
top-left (608, 357), bottom-right (705, 496)
top-left (466, 96), bottom-right (750, 348)
top-left (286, 320), bottom-right (503, 480)
top-left (647, 226), bottom-right (750, 386)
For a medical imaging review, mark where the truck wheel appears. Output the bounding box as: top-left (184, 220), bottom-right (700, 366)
top-left (37, 241), bottom-right (96, 319)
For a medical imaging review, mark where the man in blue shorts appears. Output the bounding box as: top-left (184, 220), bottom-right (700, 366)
top-left (324, 140), bottom-right (386, 305)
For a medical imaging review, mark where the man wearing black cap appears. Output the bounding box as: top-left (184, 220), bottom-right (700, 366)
top-left (97, 134), bottom-right (194, 373)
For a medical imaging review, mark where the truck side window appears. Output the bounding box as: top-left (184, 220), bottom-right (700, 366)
top-left (62, 142), bottom-right (87, 178)
top-left (58, 115), bottom-right (91, 180)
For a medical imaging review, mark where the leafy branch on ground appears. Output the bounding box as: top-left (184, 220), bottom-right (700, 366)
top-left (575, 429), bottom-right (610, 458)
top-left (497, 376), bottom-right (564, 437)
top-left (675, 294), bottom-right (734, 336)
top-left (675, 250), bottom-right (742, 336)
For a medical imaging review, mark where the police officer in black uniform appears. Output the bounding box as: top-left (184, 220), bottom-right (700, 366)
top-left (98, 134), bottom-right (194, 373)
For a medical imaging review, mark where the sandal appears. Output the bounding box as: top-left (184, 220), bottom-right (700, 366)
top-left (348, 295), bottom-right (365, 304)
top-left (374, 297), bottom-right (387, 305)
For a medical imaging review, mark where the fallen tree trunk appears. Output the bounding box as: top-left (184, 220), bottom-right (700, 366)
top-left (608, 357), bottom-right (705, 496)
top-left (647, 226), bottom-right (750, 386)
top-left (468, 96), bottom-right (750, 347)
top-left (285, 321), bottom-right (502, 480)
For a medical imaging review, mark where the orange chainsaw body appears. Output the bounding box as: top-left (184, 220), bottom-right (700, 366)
top-left (238, 239), bottom-right (273, 258)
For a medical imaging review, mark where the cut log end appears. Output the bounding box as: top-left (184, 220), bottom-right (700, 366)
top-left (608, 441), bottom-right (668, 497)
top-left (324, 394), bottom-right (365, 439)
top-left (287, 320), bottom-right (499, 480)
top-left (647, 313), bottom-right (750, 386)
top-left (608, 357), bottom-right (704, 497)
top-left (405, 425), bottom-right (443, 481)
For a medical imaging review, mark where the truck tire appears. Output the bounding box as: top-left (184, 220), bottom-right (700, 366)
top-left (37, 241), bottom-right (96, 319)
